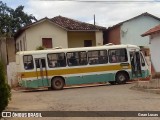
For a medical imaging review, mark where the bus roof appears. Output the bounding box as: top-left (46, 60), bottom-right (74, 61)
top-left (16, 44), bottom-right (139, 55)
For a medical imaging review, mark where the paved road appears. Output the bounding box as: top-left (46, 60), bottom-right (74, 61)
top-left (5, 83), bottom-right (160, 120)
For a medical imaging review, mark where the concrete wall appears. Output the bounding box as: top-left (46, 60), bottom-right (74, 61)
top-left (7, 38), bottom-right (15, 62)
top-left (121, 15), bottom-right (160, 47)
top-left (7, 62), bottom-right (17, 87)
top-left (68, 31), bottom-right (96, 48)
top-left (0, 37), bottom-right (7, 66)
top-left (150, 33), bottom-right (160, 72)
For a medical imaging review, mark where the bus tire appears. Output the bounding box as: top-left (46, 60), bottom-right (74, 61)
top-left (51, 77), bottom-right (64, 90)
top-left (115, 72), bottom-right (128, 84)
top-left (109, 81), bottom-right (116, 85)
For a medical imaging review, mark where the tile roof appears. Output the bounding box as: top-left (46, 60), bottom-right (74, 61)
top-left (141, 24), bottom-right (160, 37)
top-left (51, 16), bottom-right (106, 30)
top-left (14, 16), bottom-right (106, 39)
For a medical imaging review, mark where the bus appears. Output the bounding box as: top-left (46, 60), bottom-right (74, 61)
top-left (16, 44), bottom-right (150, 90)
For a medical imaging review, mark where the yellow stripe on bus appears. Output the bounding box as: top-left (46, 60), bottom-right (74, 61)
top-left (20, 64), bottom-right (131, 78)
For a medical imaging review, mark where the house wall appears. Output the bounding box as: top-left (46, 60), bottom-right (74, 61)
top-left (95, 31), bottom-right (103, 46)
top-left (68, 31), bottom-right (96, 48)
top-left (26, 21), bottom-right (68, 50)
top-left (16, 21), bottom-right (68, 51)
top-left (121, 15), bottom-right (160, 47)
top-left (103, 26), bottom-right (121, 45)
top-left (150, 33), bottom-right (160, 72)
top-left (16, 32), bottom-right (26, 51)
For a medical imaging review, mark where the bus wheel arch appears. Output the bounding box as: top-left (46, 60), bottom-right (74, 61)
top-left (51, 76), bottom-right (65, 90)
top-left (115, 71), bottom-right (130, 84)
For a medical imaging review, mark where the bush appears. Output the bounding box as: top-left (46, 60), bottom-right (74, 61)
top-left (0, 61), bottom-right (11, 113)
top-left (36, 46), bottom-right (45, 50)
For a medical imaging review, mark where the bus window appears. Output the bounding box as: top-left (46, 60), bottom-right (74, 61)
top-left (23, 55), bottom-right (34, 70)
top-left (47, 53), bottom-right (66, 68)
top-left (88, 50), bottom-right (108, 65)
top-left (109, 49), bottom-right (128, 63)
top-left (67, 51), bottom-right (87, 66)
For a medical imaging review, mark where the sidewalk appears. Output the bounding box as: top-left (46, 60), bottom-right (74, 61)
top-left (131, 78), bottom-right (160, 94)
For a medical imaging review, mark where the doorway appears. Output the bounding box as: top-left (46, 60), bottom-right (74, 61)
top-left (130, 51), bottom-right (142, 78)
top-left (35, 58), bottom-right (48, 86)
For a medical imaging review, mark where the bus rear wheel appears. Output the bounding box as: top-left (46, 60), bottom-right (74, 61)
top-left (51, 77), bottom-right (64, 90)
top-left (116, 72), bottom-right (128, 84)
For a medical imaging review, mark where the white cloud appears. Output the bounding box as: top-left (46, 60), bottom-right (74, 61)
top-left (25, 0), bottom-right (160, 27)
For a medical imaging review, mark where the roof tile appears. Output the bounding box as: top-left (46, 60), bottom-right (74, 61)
top-left (51, 16), bottom-right (106, 30)
top-left (141, 24), bottom-right (160, 36)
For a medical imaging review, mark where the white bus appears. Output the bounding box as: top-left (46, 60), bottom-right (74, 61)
top-left (16, 44), bottom-right (150, 90)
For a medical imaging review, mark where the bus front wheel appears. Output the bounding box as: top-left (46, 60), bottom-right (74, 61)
top-left (115, 72), bottom-right (128, 84)
top-left (51, 77), bottom-right (64, 90)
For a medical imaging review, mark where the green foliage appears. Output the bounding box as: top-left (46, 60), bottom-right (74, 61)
top-left (0, 1), bottom-right (37, 37)
top-left (36, 46), bottom-right (45, 50)
top-left (0, 61), bottom-right (11, 113)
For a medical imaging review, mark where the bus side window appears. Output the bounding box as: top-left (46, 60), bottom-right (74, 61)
top-left (23, 55), bottom-right (34, 70)
top-left (47, 53), bottom-right (66, 68)
top-left (109, 49), bottom-right (127, 63)
top-left (88, 50), bottom-right (108, 65)
top-left (67, 51), bottom-right (87, 66)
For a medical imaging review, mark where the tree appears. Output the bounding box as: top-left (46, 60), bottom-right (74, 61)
top-left (0, 1), bottom-right (37, 37)
top-left (0, 61), bottom-right (11, 113)
top-left (0, 1), bottom-right (36, 114)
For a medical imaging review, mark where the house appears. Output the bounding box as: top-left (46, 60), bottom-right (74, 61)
top-left (103, 12), bottom-right (160, 49)
top-left (14, 16), bottom-right (106, 51)
top-left (141, 24), bottom-right (160, 74)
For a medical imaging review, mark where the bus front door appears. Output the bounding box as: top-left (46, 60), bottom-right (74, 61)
top-left (130, 52), bottom-right (142, 78)
top-left (35, 58), bottom-right (48, 87)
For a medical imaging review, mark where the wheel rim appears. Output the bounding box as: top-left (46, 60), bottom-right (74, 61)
top-left (55, 80), bottom-right (62, 86)
top-left (55, 80), bottom-right (62, 87)
top-left (118, 74), bottom-right (125, 82)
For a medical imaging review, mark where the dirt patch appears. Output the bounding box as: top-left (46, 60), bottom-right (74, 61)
top-left (131, 86), bottom-right (160, 94)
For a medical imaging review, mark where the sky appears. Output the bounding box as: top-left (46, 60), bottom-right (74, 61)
top-left (1, 0), bottom-right (160, 27)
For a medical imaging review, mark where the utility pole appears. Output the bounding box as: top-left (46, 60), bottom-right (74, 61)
top-left (94, 14), bottom-right (95, 25)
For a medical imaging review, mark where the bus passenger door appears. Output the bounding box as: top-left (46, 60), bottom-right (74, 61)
top-left (35, 58), bottom-right (48, 87)
top-left (140, 52), bottom-right (149, 78)
top-left (130, 52), bottom-right (142, 78)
